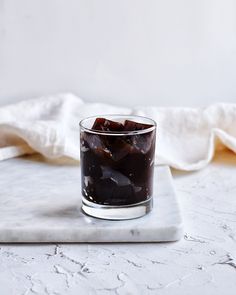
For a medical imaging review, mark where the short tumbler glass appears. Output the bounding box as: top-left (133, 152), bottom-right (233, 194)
top-left (79, 115), bottom-right (156, 220)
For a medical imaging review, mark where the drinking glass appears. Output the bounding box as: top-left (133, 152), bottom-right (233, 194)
top-left (79, 115), bottom-right (156, 220)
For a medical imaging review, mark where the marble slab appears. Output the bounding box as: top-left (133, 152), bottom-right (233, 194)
top-left (0, 155), bottom-right (183, 243)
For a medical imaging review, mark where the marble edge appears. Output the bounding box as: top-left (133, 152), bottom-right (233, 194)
top-left (0, 222), bottom-right (184, 243)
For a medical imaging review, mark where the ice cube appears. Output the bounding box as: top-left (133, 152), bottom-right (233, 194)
top-left (94, 178), bottom-right (134, 205)
top-left (110, 137), bottom-right (133, 161)
top-left (124, 120), bottom-right (153, 131)
top-left (83, 132), bottom-right (113, 161)
top-left (130, 131), bottom-right (155, 154)
top-left (81, 149), bottom-right (102, 178)
top-left (92, 118), bottom-right (124, 132)
top-left (101, 166), bottom-right (131, 186)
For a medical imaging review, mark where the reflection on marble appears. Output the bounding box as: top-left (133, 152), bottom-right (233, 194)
top-left (0, 155), bottom-right (183, 242)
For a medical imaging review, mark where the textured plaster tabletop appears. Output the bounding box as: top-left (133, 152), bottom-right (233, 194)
top-left (1, 150), bottom-right (236, 295)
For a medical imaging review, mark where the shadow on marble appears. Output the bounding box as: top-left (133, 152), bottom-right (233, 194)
top-left (37, 205), bottom-right (81, 219)
top-left (22, 154), bottom-right (79, 166)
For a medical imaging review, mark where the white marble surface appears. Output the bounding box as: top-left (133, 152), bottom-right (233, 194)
top-left (0, 156), bottom-right (182, 242)
top-left (0, 150), bottom-right (236, 294)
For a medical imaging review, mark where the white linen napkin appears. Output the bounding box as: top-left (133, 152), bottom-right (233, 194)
top-left (0, 93), bottom-right (236, 171)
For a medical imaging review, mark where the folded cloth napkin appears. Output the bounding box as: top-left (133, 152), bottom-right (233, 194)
top-left (0, 93), bottom-right (236, 171)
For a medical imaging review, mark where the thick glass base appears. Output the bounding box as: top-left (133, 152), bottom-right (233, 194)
top-left (81, 197), bottom-right (153, 220)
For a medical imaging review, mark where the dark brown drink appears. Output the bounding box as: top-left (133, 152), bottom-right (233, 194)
top-left (80, 116), bottom-right (156, 219)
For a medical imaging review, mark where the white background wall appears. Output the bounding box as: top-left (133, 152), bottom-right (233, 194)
top-left (0, 0), bottom-right (236, 107)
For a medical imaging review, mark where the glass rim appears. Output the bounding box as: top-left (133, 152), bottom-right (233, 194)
top-left (79, 114), bottom-right (156, 136)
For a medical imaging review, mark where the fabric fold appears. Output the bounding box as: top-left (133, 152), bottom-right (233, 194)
top-left (0, 94), bottom-right (236, 170)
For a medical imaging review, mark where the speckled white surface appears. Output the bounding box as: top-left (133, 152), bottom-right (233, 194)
top-left (0, 150), bottom-right (236, 294)
top-left (0, 155), bottom-right (182, 243)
